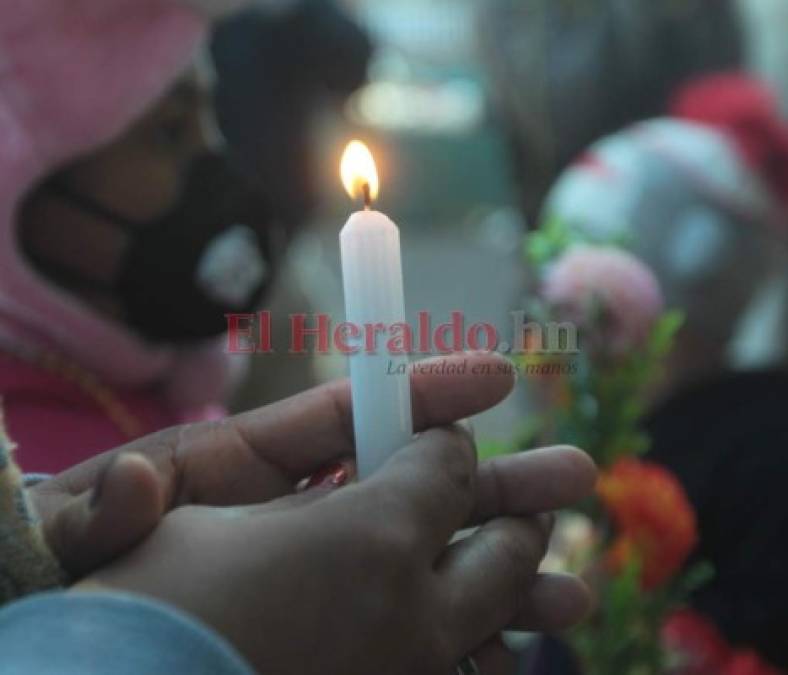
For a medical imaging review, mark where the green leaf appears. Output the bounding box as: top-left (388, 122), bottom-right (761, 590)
top-left (525, 215), bottom-right (576, 266)
top-left (512, 416), bottom-right (546, 451)
top-left (648, 311), bottom-right (685, 359)
top-left (477, 440), bottom-right (514, 461)
top-left (669, 562), bottom-right (715, 601)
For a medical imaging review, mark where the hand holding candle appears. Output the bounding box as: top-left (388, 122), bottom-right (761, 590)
top-left (340, 141), bottom-right (413, 479)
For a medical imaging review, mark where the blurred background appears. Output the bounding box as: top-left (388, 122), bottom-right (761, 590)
top-left (226, 0), bottom-right (530, 443)
top-left (224, 0), bottom-right (788, 445)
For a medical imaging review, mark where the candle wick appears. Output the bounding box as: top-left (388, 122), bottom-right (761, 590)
top-left (362, 183), bottom-right (372, 211)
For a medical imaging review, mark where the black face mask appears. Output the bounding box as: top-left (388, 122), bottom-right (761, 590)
top-left (36, 154), bottom-right (274, 344)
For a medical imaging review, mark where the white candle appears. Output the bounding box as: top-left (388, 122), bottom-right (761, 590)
top-left (340, 141), bottom-right (413, 479)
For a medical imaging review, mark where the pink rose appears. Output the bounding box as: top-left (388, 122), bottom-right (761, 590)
top-left (542, 246), bottom-right (664, 357)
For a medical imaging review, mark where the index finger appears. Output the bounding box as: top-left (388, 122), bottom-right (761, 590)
top-left (470, 447), bottom-right (598, 524)
top-left (44, 352), bottom-right (515, 507)
top-left (233, 351), bottom-right (516, 477)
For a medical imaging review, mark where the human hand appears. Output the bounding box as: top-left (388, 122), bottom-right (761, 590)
top-left (78, 430), bottom-right (596, 675)
top-left (32, 353), bottom-right (517, 576)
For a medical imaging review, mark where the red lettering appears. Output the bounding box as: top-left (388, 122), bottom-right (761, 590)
top-left (335, 322), bottom-right (362, 355)
top-left (434, 311), bottom-right (464, 354)
top-left (290, 314), bottom-right (331, 354)
top-left (226, 314), bottom-right (257, 354)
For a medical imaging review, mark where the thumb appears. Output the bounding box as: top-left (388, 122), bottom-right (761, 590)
top-left (45, 454), bottom-right (165, 578)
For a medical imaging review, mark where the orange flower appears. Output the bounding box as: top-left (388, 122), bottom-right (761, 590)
top-left (597, 459), bottom-right (698, 589)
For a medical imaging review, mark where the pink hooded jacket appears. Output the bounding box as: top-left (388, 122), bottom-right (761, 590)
top-left (0, 0), bottom-right (237, 473)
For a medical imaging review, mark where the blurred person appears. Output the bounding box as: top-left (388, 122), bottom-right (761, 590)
top-left (0, 0), bottom-right (359, 473)
top-left (477, 0), bottom-right (742, 226)
top-left (532, 73), bottom-right (788, 670)
top-left (210, 0), bottom-right (372, 412)
top-left (212, 0), bottom-right (372, 229)
top-left (545, 74), bottom-right (788, 401)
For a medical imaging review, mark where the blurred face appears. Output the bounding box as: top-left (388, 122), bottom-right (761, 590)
top-left (19, 58), bottom-right (222, 318)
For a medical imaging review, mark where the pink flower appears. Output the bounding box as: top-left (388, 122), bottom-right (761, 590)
top-left (542, 246), bottom-right (664, 356)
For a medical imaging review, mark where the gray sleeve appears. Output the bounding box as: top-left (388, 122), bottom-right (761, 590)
top-left (0, 591), bottom-right (255, 675)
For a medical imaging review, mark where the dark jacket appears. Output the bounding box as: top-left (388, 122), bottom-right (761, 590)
top-left (645, 369), bottom-right (788, 668)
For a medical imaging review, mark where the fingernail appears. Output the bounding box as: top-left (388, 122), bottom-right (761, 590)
top-left (304, 462), bottom-right (352, 490)
top-left (457, 419), bottom-right (475, 440)
top-left (90, 456), bottom-right (120, 509)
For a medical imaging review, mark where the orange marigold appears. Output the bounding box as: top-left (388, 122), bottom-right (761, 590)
top-left (597, 458), bottom-right (698, 589)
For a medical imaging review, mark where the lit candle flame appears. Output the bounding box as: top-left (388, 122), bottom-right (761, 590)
top-left (341, 140), bottom-right (379, 208)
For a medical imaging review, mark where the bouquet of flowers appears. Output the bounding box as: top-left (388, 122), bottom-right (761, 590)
top-left (494, 219), bottom-right (783, 675)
